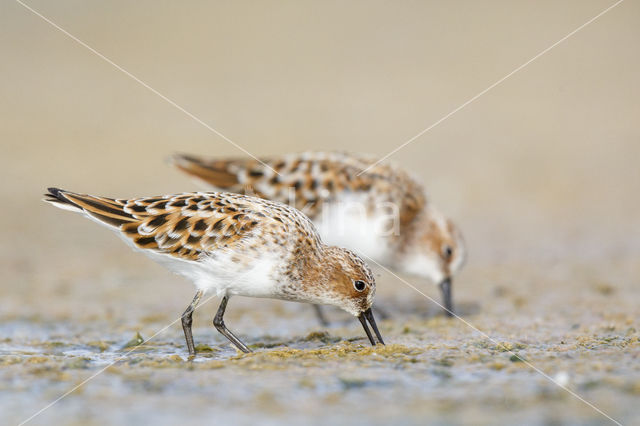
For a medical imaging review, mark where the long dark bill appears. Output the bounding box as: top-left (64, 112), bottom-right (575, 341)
top-left (358, 308), bottom-right (385, 345)
top-left (439, 278), bottom-right (454, 317)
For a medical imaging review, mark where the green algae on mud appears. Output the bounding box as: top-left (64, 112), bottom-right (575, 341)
top-left (62, 342), bottom-right (425, 373)
top-left (193, 342), bottom-right (426, 370)
top-left (102, 341), bottom-right (427, 371)
top-left (86, 340), bottom-right (111, 352)
top-left (238, 342), bottom-right (423, 359)
top-left (113, 354), bottom-right (189, 369)
top-left (300, 331), bottom-right (342, 344)
top-left (122, 332), bottom-right (145, 349)
top-left (193, 343), bottom-right (218, 353)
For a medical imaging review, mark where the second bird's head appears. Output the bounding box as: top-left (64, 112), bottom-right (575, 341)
top-left (396, 204), bottom-right (466, 317)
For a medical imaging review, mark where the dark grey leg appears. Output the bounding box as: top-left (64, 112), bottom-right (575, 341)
top-left (213, 296), bottom-right (252, 353)
top-left (181, 289), bottom-right (203, 359)
top-left (313, 304), bottom-right (330, 326)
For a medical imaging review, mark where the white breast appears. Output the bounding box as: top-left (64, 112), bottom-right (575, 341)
top-left (314, 192), bottom-right (395, 262)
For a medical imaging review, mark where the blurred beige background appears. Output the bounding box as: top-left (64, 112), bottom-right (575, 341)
top-left (1, 0), bottom-right (638, 302)
top-left (0, 0), bottom-right (638, 315)
top-left (1, 1), bottom-right (639, 424)
top-left (2, 0), bottom-right (639, 258)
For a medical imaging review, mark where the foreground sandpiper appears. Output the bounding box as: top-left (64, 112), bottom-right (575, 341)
top-left (172, 151), bottom-right (466, 318)
top-left (44, 188), bottom-right (384, 357)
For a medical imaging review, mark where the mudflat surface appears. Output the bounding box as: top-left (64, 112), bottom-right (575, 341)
top-left (1, 1), bottom-right (639, 425)
top-left (2, 253), bottom-right (639, 425)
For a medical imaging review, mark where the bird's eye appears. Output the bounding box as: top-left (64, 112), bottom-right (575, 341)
top-left (442, 245), bottom-right (453, 260)
top-left (353, 280), bottom-right (367, 292)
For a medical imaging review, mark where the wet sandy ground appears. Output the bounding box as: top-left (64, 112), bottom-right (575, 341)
top-left (1, 240), bottom-right (639, 425)
top-left (2, 0), bottom-right (640, 424)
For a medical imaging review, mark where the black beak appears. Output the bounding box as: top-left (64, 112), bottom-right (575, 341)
top-left (439, 277), bottom-right (454, 317)
top-left (358, 308), bottom-right (385, 346)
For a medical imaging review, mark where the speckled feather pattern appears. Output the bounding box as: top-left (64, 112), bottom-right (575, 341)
top-left (173, 151), bottom-right (426, 230)
top-left (44, 188), bottom-right (376, 315)
top-left (173, 151), bottom-right (466, 285)
top-left (45, 189), bottom-right (322, 261)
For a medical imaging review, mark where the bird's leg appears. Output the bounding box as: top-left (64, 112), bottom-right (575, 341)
top-left (213, 296), bottom-right (252, 353)
top-left (181, 289), bottom-right (203, 359)
top-left (312, 304), bottom-right (330, 326)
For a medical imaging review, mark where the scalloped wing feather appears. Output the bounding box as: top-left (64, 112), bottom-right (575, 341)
top-left (172, 151), bottom-right (426, 227)
top-left (45, 189), bottom-right (262, 261)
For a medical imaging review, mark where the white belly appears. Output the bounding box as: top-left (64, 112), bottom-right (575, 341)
top-left (129, 242), bottom-right (283, 298)
top-left (195, 251), bottom-right (283, 297)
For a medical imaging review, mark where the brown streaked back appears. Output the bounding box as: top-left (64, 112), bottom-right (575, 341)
top-left (44, 188), bottom-right (290, 262)
top-left (171, 151), bottom-right (426, 226)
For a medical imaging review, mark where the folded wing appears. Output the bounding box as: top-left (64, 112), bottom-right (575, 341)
top-left (44, 188), bottom-right (260, 261)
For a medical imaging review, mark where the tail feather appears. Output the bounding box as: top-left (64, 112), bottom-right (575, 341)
top-left (44, 187), bottom-right (135, 228)
top-left (171, 153), bottom-right (241, 189)
top-left (44, 187), bottom-right (84, 213)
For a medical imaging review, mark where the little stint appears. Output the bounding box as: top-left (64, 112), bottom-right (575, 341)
top-left (44, 188), bottom-right (384, 357)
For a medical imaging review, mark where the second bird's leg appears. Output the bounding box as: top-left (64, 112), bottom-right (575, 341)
top-left (213, 296), bottom-right (252, 353)
top-left (312, 305), bottom-right (330, 326)
top-left (181, 289), bottom-right (204, 358)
